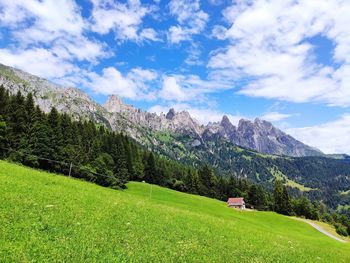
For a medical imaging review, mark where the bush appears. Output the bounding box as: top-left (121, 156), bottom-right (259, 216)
top-left (334, 223), bottom-right (348, 236)
top-left (321, 213), bottom-right (334, 224)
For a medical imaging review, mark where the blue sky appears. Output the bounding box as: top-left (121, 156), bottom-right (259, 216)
top-left (1, 0), bottom-right (350, 154)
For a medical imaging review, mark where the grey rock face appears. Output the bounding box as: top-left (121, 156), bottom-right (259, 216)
top-left (202, 117), bottom-right (323, 156)
top-left (166, 108), bottom-right (176, 120)
top-left (0, 63), bottom-right (323, 157)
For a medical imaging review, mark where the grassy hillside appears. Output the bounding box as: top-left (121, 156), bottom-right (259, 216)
top-left (1, 161), bottom-right (349, 262)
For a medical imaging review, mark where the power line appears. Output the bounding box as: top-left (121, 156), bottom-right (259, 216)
top-left (0, 146), bottom-right (118, 180)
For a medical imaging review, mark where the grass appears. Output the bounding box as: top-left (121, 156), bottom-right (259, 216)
top-left (1, 160), bottom-right (350, 262)
top-left (340, 190), bottom-right (350, 195)
top-left (311, 221), bottom-right (350, 242)
top-left (155, 131), bottom-right (174, 143)
top-left (269, 167), bottom-right (315, 192)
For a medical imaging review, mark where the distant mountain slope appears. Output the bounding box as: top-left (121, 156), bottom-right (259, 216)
top-left (0, 63), bottom-right (322, 157)
top-left (204, 116), bottom-right (323, 157)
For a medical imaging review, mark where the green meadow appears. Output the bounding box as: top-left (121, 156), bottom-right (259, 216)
top-left (1, 160), bottom-right (349, 262)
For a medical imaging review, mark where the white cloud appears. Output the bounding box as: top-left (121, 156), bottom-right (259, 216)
top-left (0, 0), bottom-right (113, 89)
top-left (140, 28), bottom-right (161, 42)
top-left (160, 76), bottom-right (187, 101)
top-left (0, 48), bottom-right (78, 79)
top-left (130, 68), bottom-right (158, 81)
top-left (0, 0), bottom-right (85, 36)
top-left (287, 114), bottom-right (350, 154)
top-left (211, 25), bottom-right (227, 40)
top-left (184, 42), bottom-right (204, 66)
top-left (86, 67), bottom-right (158, 100)
top-left (261, 111), bottom-right (292, 122)
top-left (91, 0), bottom-right (159, 42)
top-left (0, 0), bottom-right (108, 63)
top-left (52, 37), bottom-right (108, 63)
top-left (168, 0), bottom-right (208, 43)
top-left (209, 0), bottom-right (350, 106)
top-left (87, 67), bottom-right (135, 98)
top-left (159, 74), bottom-right (232, 102)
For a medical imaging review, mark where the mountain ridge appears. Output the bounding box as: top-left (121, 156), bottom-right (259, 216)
top-left (0, 62), bottom-right (322, 157)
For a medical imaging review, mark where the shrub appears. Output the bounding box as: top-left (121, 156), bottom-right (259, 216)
top-left (334, 223), bottom-right (348, 236)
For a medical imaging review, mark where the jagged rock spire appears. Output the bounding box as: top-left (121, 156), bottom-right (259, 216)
top-left (104, 95), bottom-right (124, 113)
top-left (166, 108), bottom-right (176, 120)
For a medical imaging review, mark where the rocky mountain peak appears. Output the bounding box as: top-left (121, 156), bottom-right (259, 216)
top-left (166, 108), bottom-right (176, 120)
top-left (254, 118), bottom-right (273, 129)
top-left (177, 110), bottom-right (191, 120)
top-left (104, 95), bottom-right (124, 113)
top-left (237, 118), bottom-right (253, 130)
top-left (221, 115), bottom-right (233, 128)
top-left (219, 115), bottom-right (236, 138)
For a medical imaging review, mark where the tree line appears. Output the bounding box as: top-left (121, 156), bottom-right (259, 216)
top-left (1, 86), bottom-right (350, 236)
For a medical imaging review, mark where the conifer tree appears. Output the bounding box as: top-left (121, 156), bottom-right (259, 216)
top-left (31, 106), bottom-right (53, 168)
top-left (0, 115), bottom-right (7, 157)
top-left (274, 180), bottom-right (292, 215)
top-left (7, 91), bottom-right (26, 152)
top-left (144, 152), bottom-right (157, 183)
top-left (198, 165), bottom-right (218, 197)
top-left (248, 184), bottom-right (267, 210)
top-left (0, 85), bottom-right (9, 116)
top-left (20, 93), bottom-right (39, 166)
top-left (274, 179), bottom-right (284, 213)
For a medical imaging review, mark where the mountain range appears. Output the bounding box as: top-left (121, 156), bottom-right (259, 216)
top-left (0, 63), bottom-right (322, 158)
top-left (2, 63), bottom-right (350, 209)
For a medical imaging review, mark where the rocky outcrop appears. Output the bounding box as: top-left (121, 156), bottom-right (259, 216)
top-left (202, 117), bottom-right (323, 156)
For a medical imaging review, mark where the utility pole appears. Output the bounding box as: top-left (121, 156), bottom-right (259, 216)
top-left (69, 162), bottom-right (73, 177)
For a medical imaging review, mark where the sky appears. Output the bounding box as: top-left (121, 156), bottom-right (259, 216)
top-left (0, 0), bottom-right (350, 154)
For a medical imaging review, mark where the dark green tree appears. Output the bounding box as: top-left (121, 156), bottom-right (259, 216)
top-left (93, 153), bottom-right (118, 187)
top-left (274, 180), bottom-right (292, 215)
top-left (198, 165), bottom-right (218, 198)
top-left (0, 115), bottom-right (7, 157)
top-left (248, 184), bottom-right (267, 210)
top-left (7, 91), bottom-right (26, 151)
top-left (144, 152), bottom-right (157, 183)
top-left (0, 85), bottom-right (9, 116)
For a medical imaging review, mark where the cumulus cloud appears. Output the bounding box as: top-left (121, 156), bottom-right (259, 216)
top-left (209, 0), bottom-right (350, 106)
top-left (159, 74), bottom-right (232, 102)
top-left (87, 67), bottom-right (135, 98)
top-left (0, 0), bottom-right (109, 83)
top-left (160, 76), bottom-right (187, 101)
top-left (184, 42), bottom-right (204, 66)
top-left (0, 48), bottom-right (78, 79)
top-left (261, 112), bottom-right (292, 122)
top-left (91, 0), bottom-right (159, 42)
top-left (140, 28), bottom-right (161, 42)
top-left (287, 114), bottom-right (350, 154)
top-left (0, 0), bottom-right (107, 62)
top-left (86, 67), bottom-right (158, 100)
top-left (0, 0), bottom-right (85, 36)
top-left (168, 0), bottom-right (208, 43)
